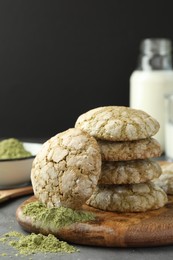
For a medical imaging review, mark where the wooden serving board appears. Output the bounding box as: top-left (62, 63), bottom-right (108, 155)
top-left (16, 195), bottom-right (173, 247)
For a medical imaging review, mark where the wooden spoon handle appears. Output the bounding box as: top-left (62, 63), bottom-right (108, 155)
top-left (7, 186), bottom-right (33, 198)
top-left (0, 186), bottom-right (33, 203)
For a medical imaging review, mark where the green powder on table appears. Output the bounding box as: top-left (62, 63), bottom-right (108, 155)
top-left (23, 201), bottom-right (95, 228)
top-left (0, 231), bottom-right (77, 255)
top-left (0, 138), bottom-right (32, 159)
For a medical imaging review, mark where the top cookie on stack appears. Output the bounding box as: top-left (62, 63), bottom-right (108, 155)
top-left (75, 106), bottom-right (160, 142)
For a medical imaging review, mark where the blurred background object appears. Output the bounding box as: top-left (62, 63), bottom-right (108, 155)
top-left (165, 94), bottom-right (173, 161)
top-left (130, 39), bottom-right (173, 152)
top-left (0, 0), bottom-right (173, 140)
top-left (0, 140), bottom-right (42, 187)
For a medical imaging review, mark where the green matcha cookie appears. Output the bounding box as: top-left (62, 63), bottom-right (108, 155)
top-left (86, 182), bottom-right (167, 212)
top-left (31, 128), bottom-right (101, 209)
top-left (75, 106), bottom-right (160, 141)
top-left (99, 159), bottom-right (162, 185)
top-left (153, 162), bottom-right (173, 195)
top-left (98, 138), bottom-right (161, 161)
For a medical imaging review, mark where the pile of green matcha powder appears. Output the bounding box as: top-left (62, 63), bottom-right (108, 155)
top-left (0, 202), bottom-right (95, 256)
top-left (0, 138), bottom-right (32, 159)
top-left (0, 231), bottom-right (77, 256)
top-left (23, 201), bottom-right (95, 229)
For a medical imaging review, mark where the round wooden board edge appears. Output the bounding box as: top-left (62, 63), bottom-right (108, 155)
top-left (16, 195), bottom-right (173, 248)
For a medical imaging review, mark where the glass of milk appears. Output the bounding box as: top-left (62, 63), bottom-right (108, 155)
top-left (130, 39), bottom-right (173, 152)
top-left (165, 93), bottom-right (173, 161)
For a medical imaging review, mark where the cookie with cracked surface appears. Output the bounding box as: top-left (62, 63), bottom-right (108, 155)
top-left (86, 183), bottom-right (167, 212)
top-left (31, 128), bottom-right (102, 209)
top-left (98, 138), bottom-right (161, 161)
top-left (75, 106), bottom-right (160, 141)
top-left (153, 162), bottom-right (173, 195)
top-left (98, 159), bottom-right (162, 185)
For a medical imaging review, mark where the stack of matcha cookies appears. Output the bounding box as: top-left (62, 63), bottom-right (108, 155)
top-left (75, 106), bottom-right (168, 212)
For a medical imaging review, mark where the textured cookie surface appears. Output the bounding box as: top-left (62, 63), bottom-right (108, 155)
top-left (75, 106), bottom-right (160, 141)
top-left (31, 128), bottom-right (101, 209)
top-left (86, 183), bottom-right (167, 212)
top-left (99, 159), bottom-right (162, 185)
top-left (153, 162), bottom-right (173, 195)
top-left (98, 138), bottom-right (161, 161)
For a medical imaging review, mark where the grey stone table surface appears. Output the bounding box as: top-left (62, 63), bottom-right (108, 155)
top-left (1, 195), bottom-right (173, 260)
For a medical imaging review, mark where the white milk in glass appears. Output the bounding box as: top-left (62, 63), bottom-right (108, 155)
top-left (165, 94), bottom-right (173, 160)
top-left (130, 70), bottom-right (173, 151)
top-left (165, 122), bottom-right (173, 160)
top-left (129, 39), bottom-right (173, 152)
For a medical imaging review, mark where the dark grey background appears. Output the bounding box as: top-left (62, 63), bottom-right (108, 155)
top-left (0, 0), bottom-right (173, 139)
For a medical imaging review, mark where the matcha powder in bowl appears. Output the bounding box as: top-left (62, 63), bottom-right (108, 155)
top-left (0, 138), bottom-right (32, 159)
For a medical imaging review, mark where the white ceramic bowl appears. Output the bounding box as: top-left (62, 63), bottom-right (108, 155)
top-left (0, 142), bottom-right (42, 188)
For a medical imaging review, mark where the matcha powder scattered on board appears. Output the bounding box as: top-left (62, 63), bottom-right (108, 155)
top-left (0, 231), bottom-right (77, 256)
top-left (23, 201), bottom-right (95, 229)
top-left (0, 138), bottom-right (32, 159)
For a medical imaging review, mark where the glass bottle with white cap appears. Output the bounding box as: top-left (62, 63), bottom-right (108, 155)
top-left (130, 38), bottom-right (173, 152)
